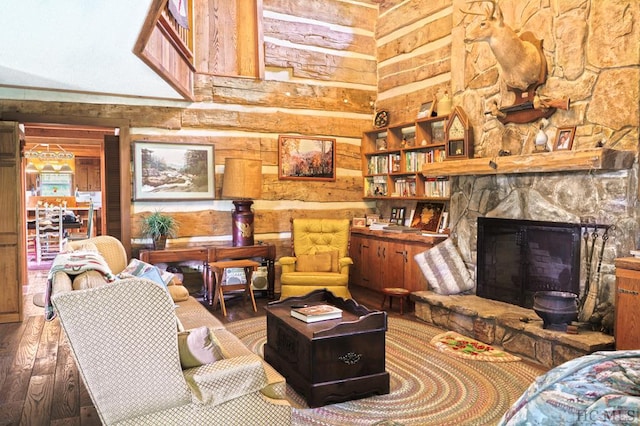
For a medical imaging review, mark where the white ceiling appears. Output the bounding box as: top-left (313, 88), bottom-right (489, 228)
top-left (0, 1), bottom-right (183, 101)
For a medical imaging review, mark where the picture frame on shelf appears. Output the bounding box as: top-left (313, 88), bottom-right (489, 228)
top-left (352, 217), bottom-right (366, 228)
top-left (278, 135), bottom-right (336, 181)
top-left (366, 214), bottom-right (380, 226)
top-left (410, 202), bottom-right (445, 232)
top-left (431, 120), bottom-right (446, 144)
top-left (438, 212), bottom-right (449, 233)
top-left (133, 141), bottom-right (215, 201)
top-left (554, 126), bottom-right (576, 151)
top-left (375, 136), bottom-right (387, 151)
top-left (417, 99), bottom-right (435, 119)
top-left (390, 207), bottom-right (406, 225)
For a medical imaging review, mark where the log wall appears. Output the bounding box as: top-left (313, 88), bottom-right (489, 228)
top-left (374, 0), bottom-right (453, 125)
top-left (0, 0), bottom-right (384, 267)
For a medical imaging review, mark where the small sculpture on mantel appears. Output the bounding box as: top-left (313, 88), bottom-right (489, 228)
top-left (462, 0), bottom-right (570, 124)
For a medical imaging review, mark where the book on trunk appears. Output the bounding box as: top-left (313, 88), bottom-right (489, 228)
top-left (291, 304), bottom-right (343, 323)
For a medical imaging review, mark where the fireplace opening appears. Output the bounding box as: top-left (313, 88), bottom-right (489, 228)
top-left (476, 217), bottom-right (582, 309)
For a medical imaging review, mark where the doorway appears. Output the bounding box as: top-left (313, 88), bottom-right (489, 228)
top-left (23, 123), bottom-right (114, 270)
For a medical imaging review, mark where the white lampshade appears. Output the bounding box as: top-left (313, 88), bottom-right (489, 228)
top-left (222, 158), bottom-right (262, 199)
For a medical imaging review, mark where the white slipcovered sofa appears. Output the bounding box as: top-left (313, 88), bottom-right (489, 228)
top-left (50, 237), bottom-right (291, 425)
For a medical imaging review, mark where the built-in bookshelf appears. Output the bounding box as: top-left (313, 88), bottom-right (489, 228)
top-left (362, 115), bottom-right (450, 200)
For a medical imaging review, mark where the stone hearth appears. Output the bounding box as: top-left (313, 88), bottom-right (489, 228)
top-left (411, 291), bottom-right (614, 368)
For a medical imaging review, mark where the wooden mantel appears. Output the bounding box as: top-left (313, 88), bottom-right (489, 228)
top-left (422, 148), bottom-right (635, 177)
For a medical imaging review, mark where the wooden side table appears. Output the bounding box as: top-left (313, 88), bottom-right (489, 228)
top-left (210, 259), bottom-right (259, 316)
top-left (139, 243), bottom-right (277, 302)
top-left (139, 247), bottom-right (210, 295)
top-left (380, 287), bottom-right (410, 314)
top-left (208, 244), bottom-right (276, 300)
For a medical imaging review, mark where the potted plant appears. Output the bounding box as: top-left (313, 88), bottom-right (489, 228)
top-left (141, 210), bottom-right (178, 250)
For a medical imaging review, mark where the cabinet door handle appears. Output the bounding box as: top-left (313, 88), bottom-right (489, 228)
top-left (618, 288), bottom-right (639, 296)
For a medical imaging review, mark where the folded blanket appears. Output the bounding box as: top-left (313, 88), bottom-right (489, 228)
top-left (44, 251), bottom-right (116, 320)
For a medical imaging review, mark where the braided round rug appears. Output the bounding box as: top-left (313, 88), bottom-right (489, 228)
top-left (225, 316), bottom-right (547, 426)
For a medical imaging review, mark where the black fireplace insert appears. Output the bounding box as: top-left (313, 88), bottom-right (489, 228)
top-left (476, 217), bottom-right (582, 309)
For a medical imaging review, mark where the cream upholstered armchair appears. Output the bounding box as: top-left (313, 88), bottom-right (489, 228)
top-left (52, 279), bottom-right (291, 425)
top-left (279, 218), bottom-right (353, 300)
top-left (51, 235), bottom-right (128, 295)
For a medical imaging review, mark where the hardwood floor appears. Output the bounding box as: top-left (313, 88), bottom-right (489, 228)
top-left (0, 270), bottom-right (411, 425)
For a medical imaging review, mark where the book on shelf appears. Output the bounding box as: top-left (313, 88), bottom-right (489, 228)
top-left (383, 224), bottom-right (421, 233)
top-left (390, 153), bottom-right (401, 172)
top-left (290, 304), bottom-right (343, 323)
top-left (369, 221), bottom-right (390, 230)
top-left (425, 176), bottom-right (450, 197)
top-left (368, 155), bottom-right (389, 174)
top-left (393, 177), bottom-right (416, 197)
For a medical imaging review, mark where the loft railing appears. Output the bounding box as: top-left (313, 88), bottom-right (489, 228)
top-left (158, 1), bottom-right (194, 64)
top-left (134, 0), bottom-right (195, 100)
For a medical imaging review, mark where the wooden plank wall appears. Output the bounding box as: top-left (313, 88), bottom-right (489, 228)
top-left (0, 0), bottom-right (457, 268)
top-left (129, 0), bottom-right (380, 254)
top-left (375, 0), bottom-right (453, 126)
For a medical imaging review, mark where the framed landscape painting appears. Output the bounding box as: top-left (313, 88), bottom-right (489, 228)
top-left (133, 141), bottom-right (215, 200)
top-left (278, 135), bottom-right (336, 181)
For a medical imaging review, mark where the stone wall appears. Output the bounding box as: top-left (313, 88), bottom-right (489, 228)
top-left (447, 0), bottom-right (640, 320)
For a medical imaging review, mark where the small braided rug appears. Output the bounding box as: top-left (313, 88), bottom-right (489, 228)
top-left (431, 331), bottom-right (522, 362)
top-left (225, 316), bottom-right (547, 426)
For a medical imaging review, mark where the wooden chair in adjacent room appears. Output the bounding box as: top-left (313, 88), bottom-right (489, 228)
top-left (67, 201), bottom-right (94, 241)
top-left (35, 202), bottom-right (67, 264)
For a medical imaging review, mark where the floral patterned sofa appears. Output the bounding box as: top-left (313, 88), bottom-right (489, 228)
top-left (499, 350), bottom-right (640, 425)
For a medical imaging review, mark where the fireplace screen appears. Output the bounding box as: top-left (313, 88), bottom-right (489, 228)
top-left (476, 217), bottom-right (582, 308)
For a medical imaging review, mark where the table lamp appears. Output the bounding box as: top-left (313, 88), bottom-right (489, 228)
top-left (221, 158), bottom-right (262, 246)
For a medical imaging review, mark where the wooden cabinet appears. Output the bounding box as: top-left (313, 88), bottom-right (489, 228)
top-left (350, 229), bottom-right (443, 293)
top-left (614, 257), bottom-right (640, 349)
top-left (0, 122), bottom-right (23, 323)
top-left (75, 157), bottom-right (101, 191)
top-left (362, 115), bottom-right (451, 200)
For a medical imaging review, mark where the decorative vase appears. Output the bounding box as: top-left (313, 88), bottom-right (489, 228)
top-left (437, 91), bottom-right (452, 116)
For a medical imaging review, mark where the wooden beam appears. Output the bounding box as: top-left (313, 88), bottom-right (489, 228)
top-left (421, 148), bottom-right (635, 177)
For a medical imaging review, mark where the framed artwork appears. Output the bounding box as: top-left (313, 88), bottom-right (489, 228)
top-left (390, 207), bottom-right (406, 225)
top-left (417, 99), bottom-right (436, 119)
top-left (410, 202), bottom-right (445, 232)
top-left (352, 217), bottom-right (366, 228)
top-left (133, 141), bottom-right (215, 201)
top-left (554, 127), bottom-right (576, 151)
top-left (366, 214), bottom-right (380, 226)
top-left (278, 135), bottom-right (336, 181)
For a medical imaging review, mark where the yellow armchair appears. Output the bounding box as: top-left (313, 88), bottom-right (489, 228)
top-left (279, 218), bottom-right (353, 300)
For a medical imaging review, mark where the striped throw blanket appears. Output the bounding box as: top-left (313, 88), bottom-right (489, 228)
top-left (45, 251), bottom-right (116, 320)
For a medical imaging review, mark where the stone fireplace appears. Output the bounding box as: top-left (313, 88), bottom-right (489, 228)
top-left (449, 166), bottom-right (637, 330)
